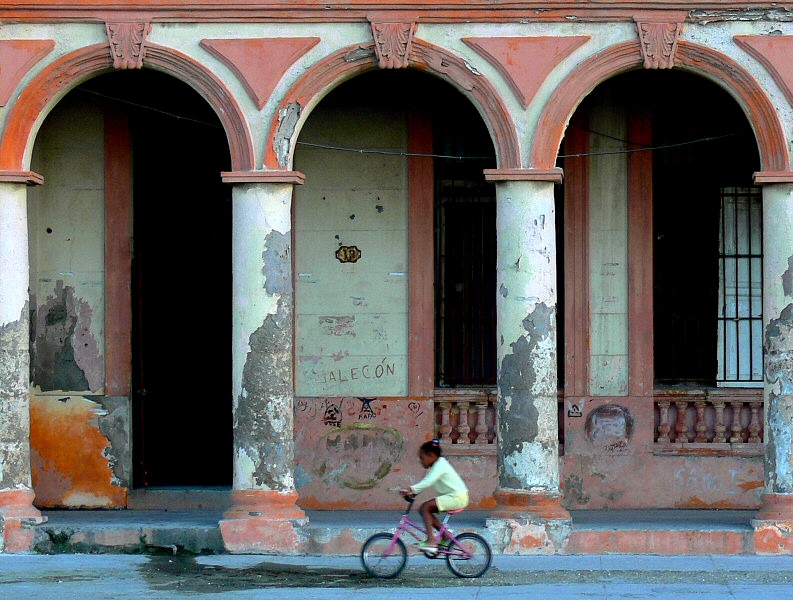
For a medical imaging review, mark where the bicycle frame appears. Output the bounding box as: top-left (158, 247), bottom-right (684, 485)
top-left (384, 498), bottom-right (472, 559)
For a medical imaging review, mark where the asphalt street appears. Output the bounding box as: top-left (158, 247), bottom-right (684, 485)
top-left (3, 553), bottom-right (793, 599)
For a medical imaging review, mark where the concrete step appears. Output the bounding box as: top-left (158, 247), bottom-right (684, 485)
top-left (33, 508), bottom-right (759, 556)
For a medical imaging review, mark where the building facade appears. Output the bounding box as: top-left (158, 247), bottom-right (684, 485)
top-left (2, 0), bottom-right (793, 553)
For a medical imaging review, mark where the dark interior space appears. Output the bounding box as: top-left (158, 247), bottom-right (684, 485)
top-left (80, 70), bottom-right (233, 487)
top-left (649, 71), bottom-right (760, 386)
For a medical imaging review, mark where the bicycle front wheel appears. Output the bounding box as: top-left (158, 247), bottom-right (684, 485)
top-left (445, 532), bottom-right (492, 578)
top-left (361, 532), bottom-right (408, 578)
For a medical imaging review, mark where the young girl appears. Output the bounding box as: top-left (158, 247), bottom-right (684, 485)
top-left (400, 439), bottom-right (469, 554)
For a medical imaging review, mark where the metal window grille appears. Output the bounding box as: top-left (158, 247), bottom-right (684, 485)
top-left (435, 179), bottom-right (497, 387)
top-left (717, 187), bottom-right (763, 386)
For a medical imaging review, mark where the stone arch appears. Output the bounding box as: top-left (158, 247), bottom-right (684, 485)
top-left (531, 40), bottom-right (789, 173)
top-left (0, 42), bottom-right (254, 172)
top-left (264, 39), bottom-right (519, 170)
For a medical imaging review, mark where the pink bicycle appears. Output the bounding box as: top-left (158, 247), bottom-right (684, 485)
top-left (360, 496), bottom-right (492, 578)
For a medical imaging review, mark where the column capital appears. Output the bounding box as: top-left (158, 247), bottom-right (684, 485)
top-left (0, 170), bottom-right (43, 186)
top-left (222, 170), bottom-right (305, 185)
top-left (484, 168), bottom-right (563, 184)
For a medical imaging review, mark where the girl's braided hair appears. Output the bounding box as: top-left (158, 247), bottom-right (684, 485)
top-left (420, 439), bottom-right (442, 457)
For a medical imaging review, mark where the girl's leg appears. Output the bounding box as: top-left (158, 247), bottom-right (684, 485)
top-left (420, 499), bottom-right (440, 544)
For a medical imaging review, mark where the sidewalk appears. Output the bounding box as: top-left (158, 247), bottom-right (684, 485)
top-left (31, 507), bottom-right (762, 555)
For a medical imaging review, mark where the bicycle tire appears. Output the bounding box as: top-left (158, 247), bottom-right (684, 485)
top-left (361, 532), bottom-right (408, 578)
top-left (445, 532), bottom-right (492, 578)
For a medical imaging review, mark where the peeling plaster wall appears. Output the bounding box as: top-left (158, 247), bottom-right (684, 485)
top-left (232, 181), bottom-right (297, 492)
top-left (763, 184), bottom-right (793, 493)
top-left (28, 93), bottom-right (105, 394)
top-left (0, 180), bottom-right (32, 491)
top-left (30, 395), bottom-right (127, 507)
top-left (0, 307), bottom-right (32, 490)
top-left (496, 181), bottom-right (560, 492)
top-left (25, 92), bottom-right (129, 507)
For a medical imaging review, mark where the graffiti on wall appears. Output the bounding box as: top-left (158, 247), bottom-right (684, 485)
top-left (314, 358), bottom-right (397, 385)
top-left (313, 422), bottom-right (405, 489)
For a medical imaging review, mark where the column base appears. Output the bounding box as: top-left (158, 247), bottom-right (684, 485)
top-left (486, 489), bottom-right (571, 554)
top-left (219, 490), bottom-right (308, 554)
top-left (0, 489), bottom-right (47, 553)
top-left (752, 493), bottom-right (793, 554)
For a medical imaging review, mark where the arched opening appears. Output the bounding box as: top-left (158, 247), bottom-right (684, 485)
top-left (557, 68), bottom-right (762, 509)
top-left (28, 69), bottom-right (232, 507)
top-left (291, 69), bottom-right (497, 508)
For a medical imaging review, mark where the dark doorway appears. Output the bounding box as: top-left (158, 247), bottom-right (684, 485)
top-left (433, 87), bottom-right (497, 388)
top-left (651, 71), bottom-right (760, 386)
top-left (83, 71), bottom-right (233, 487)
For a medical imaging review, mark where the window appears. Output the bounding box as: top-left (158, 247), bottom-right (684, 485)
top-left (717, 187), bottom-right (763, 386)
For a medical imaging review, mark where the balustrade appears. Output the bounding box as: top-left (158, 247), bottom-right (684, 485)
top-left (654, 390), bottom-right (763, 455)
top-left (434, 390), bottom-right (496, 455)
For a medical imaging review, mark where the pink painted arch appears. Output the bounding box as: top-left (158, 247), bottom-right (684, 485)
top-left (0, 42), bottom-right (254, 172)
top-left (531, 40), bottom-right (789, 174)
top-left (264, 39), bottom-right (520, 170)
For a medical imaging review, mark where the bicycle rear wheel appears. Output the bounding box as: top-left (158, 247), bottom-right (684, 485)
top-left (361, 532), bottom-right (408, 578)
top-left (445, 532), bottom-right (492, 578)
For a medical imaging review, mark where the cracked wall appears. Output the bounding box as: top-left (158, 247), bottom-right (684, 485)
top-left (23, 93), bottom-right (129, 507)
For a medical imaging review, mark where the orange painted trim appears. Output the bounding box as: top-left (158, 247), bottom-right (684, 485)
top-left (563, 113), bottom-right (589, 397)
top-left (756, 493), bottom-right (793, 521)
top-left (0, 42), bottom-right (254, 172)
top-left (484, 168), bottom-right (563, 183)
top-left (0, 40), bottom-right (54, 107)
top-left (462, 36), bottom-right (589, 109)
top-left (627, 107), bottom-right (653, 397)
top-left (224, 489), bottom-right (306, 519)
top-left (0, 170), bottom-right (43, 185)
top-left (0, 2), bottom-right (779, 24)
top-left (754, 170), bottom-right (793, 184)
top-left (408, 106), bottom-right (434, 397)
top-left (531, 40), bottom-right (790, 173)
top-left (0, 489), bottom-right (44, 521)
top-left (734, 35), bottom-right (793, 111)
top-left (264, 39), bottom-right (519, 170)
top-left (222, 170), bottom-right (305, 184)
top-left (200, 37), bottom-right (320, 110)
top-left (104, 108), bottom-right (132, 397)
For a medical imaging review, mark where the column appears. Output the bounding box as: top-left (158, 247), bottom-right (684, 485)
top-left (219, 174), bottom-right (307, 554)
top-left (0, 178), bottom-right (46, 553)
top-left (485, 174), bottom-right (570, 554)
top-left (754, 181), bottom-right (793, 553)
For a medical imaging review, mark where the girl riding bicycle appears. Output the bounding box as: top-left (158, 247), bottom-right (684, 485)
top-left (400, 439), bottom-right (469, 555)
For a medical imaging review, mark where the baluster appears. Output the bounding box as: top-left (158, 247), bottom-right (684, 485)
top-left (712, 399), bottom-right (727, 443)
top-left (729, 400), bottom-right (744, 443)
top-left (455, 401), bottom-right (471, 444)
top-left (674, 400), bottom-right (689, 443)
top-left (438, 401), bottom-right (452, 444)
top-left (474, 401), bottom-right (489, 444)
top-left (657, 399), bottom-right (671, 443)
top-left (748, 400), bottom-right (763, 443)
top-left (694, 400), bottom-right (708, 442)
